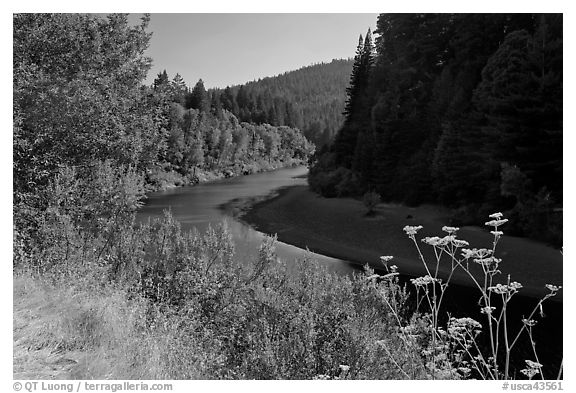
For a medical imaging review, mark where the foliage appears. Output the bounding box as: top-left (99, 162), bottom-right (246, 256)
top-left (363, 191), bottom-right (381, 215)
top-left (308, 161), bottom-right (364, 198)
top-left (158, 103), bottom-right (314, 178)
top-left (310, 14), bottom-right (562, 245)
top-left (187, 79), bottom-right (210, 112)
top-left (14, 13), bottom-right (163, 197)
top-left (15, 196), bottom-right (425, 379)
top-left (211, 59), bottom-right (354, 147)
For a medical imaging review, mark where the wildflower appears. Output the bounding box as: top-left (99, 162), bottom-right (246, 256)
top-left (453, 239), bottom-right (469, 248)
top-left (403, 225), bottom-right (423, 236)
top-left (525, 360), bottom-right (543, 369)
top-left (485, 218), bottom-right (509, 227)
top-left (522, 318), bottom-right (537, 327)
top-left (410, 275), bottom-right (438, 287)
top-left (464, 248), bottom-right (493, 259)
top-left (545, 284), bottom-right (562, 293)
top-left (389, 265), bottom-right (398, 273)
top-left (474, 256), bottom-right (500, 266)
top-left (461, 248), bottom-right (476, 259)
top-left (380, 255), bottom-right (394, 263)
top-left (440, 235), bottom-right (456, 245)
top-left (490, 230), bottom-right (504, 237)
top-left (520, 368), bottom-right (540, 379)
top-left (422, 236), bottom-right (441, 246)
top-left (442, 226), bottom-right (460, 234)
top-left (488, 284), bottom-right (510, 294)
top-left (366, 274), bottom-right (381, 281)
top-left (509, 281), bottom-right (523, 291)
top-left (487, 282), bottom-right (520, 294)
top-left (481, 306), bottom-right (496, 314)
top-left (489, 212), bottom-right (503, 219)
top-left (448, 317), bottom-right (482, 337)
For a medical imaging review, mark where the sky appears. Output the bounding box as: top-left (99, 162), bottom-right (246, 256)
top-left (129, 13), bottom-right (379, 89)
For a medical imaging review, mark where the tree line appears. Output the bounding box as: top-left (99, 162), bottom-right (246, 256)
top-left (309, 14), bottom-right (562, 245)
top-left (159, 59), bottom-right (353, 148)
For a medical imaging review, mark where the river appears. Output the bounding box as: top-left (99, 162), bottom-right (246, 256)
top-left (137, 166), bottom-right (357, 275)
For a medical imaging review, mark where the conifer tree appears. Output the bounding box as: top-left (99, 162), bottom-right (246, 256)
top-left (153, 69), bottom-right (170, 90)
top-left (170, 73), bottom-right (187, 104)
top-left (188, 79), bottom-right (210, 112)
top-left (332, 29), bottom-right (374, 168)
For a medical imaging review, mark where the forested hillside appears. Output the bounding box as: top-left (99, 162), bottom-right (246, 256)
top-left (151, 73), bottom-right (314, 188)
top-left (309, 14), bottom-right (562, 245)
top-left (205, 59), bottom-right (353, 147)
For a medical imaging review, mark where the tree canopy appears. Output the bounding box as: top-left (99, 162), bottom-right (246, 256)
top-left (309, 14), bottom-right (562, 245)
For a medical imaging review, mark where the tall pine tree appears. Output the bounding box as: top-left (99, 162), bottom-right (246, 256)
top-left (332, 29), bottom-right (374, 168)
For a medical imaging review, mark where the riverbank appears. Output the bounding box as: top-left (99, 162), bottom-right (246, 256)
top-left (146, 159), bottom-right (307, 192)
top-left (240, 185), bottom-right (563, 301)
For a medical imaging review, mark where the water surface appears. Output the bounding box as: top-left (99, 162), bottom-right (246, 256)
top-left (137, 166), bottom-right (357, 275)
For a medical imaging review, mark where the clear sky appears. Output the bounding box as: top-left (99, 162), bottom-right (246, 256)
top-left (130, 13), bottom-right (379, 89)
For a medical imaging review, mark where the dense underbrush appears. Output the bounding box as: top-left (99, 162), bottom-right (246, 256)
top-left (14, 216), bottom-right (431, 379)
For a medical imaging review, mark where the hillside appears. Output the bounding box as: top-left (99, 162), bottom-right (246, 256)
top-left (211, 59), bottom-right (353, 147)
top-left (309, 14), bottom-right (562, 246)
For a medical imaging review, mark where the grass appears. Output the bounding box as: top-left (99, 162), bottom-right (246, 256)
top-left (13, 273), bottom-right (196, 379)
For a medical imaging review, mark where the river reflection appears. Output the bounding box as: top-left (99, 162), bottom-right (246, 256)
top-left (137, 166), bottom-right (358, 276)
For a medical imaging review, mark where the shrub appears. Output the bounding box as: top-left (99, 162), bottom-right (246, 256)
top-left (308, 163), bottom-right (364, 198)
top-left (362, 191), bottom-right (381, 215)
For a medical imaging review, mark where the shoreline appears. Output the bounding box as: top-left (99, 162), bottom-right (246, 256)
top-left (239, 184), bottom-right (563, 301)
top-left (146, 160), bottom-right (307, 192)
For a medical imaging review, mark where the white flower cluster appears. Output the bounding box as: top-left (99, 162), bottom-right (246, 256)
top-left (380, 256), bottom-right (393, 269)
top-left (485, 218), bottom-right (509, 227)
top-left (447, 317), bottom-right (482, 337)
top-left (461, 248), bottom-right (493, 259)
top-left (453, 239), bottom-right (470, 248)
top-left (410, 275), bottom-right (439, 287)
top-left (487, 282), bottom-right (522, 294)
top-left (421, 235), bottom-right (469, 248)
top-left (442, 226), bottom-right (460, 234)
top-left (403, 225), bottom-right (423, 236)
top-left (480, 306), bottom-right (496, 315)
top-left (520, 360), bottom-right (543, 379)
top-left (545, 284), bottom-right (562, 293)
top-left (474, 256), bottom-right (501, 266)
top-left (485, 212), bottom-right (509, 231)
top-left (522, 318), bottom-right (537, 327)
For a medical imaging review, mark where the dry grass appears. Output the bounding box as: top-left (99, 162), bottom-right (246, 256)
top-left (13, 273), bottom-right (201, 380)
